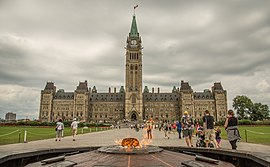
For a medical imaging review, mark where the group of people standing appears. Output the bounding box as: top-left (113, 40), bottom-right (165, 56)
top-left (55, 109), bottom-right (240, 150)
top-left (177, 109), bottom-right (240, 150)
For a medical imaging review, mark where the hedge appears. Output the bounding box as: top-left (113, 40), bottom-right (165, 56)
top-left (0, 121), bottom-right (112, 127)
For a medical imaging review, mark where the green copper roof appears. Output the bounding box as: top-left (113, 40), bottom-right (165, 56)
top-left (92, 86), bottom-right (97, 93)
top-left (143, 86), bottom-right (149, 93)
top-left (172, 86), bottom-right (177, 93)
top-left (119, 86), bottom-right (125, 93)
top-left (129, 15), bottom-right (139, 37)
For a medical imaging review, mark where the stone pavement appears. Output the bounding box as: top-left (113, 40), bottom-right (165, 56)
top-left (0, 128), bottom-right (270, 161)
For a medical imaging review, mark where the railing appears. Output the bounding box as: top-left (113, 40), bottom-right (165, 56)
top-left (0, 126), bottom-right (111, 145)
top-left (244, 129), bottom-right (270, 142)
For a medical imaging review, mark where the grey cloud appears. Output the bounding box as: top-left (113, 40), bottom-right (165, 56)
top-left (1, 0), bottom-right (270, 119)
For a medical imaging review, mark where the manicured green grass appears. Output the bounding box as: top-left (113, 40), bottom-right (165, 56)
top-left (0, 126), bottom-right (109, 145)
top-left (219, 126), bottom-right (270, 145)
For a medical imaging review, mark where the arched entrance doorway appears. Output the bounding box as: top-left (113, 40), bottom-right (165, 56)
top-left (131, 113), bottom-right (137, 121)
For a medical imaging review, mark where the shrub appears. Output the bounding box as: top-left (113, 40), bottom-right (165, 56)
top-left (215, 120), bottom-right (225, 126)
top-left (252, 120), bottom-right (270, 125)
top-left (238, 119), bottom-right (253, 125)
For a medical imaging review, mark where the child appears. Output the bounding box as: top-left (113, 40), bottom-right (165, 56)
top-left (215, 126), bottom-right (221, 148)
top-left (195, 122), bottom-right (200, 137)
top-left (196, 128), bottom-right (205, 147)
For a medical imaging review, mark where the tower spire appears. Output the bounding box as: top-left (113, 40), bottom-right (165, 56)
top-left (129, 15), bottom-right (139, 38)
top-left (130, 5), bottom-right (139, 38)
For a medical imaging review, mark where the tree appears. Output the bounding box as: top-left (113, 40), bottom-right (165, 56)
top-left (232, 95), bottom-right (253, 120)
top-left (250, 103), bottom-right (269, 121)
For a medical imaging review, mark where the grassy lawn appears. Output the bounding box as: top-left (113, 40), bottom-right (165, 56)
top-left (0, 126), bottom-right (109, 145)
top-left (219, 126), bottom-right (270, 145)
top-left (1, 126), bottom-right (269, 146)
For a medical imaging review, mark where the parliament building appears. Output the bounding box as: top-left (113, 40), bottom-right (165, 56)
top-left (39, 15), bottom-right (227, 123)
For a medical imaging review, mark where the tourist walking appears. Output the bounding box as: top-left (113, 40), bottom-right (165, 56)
top-left (181, 111), bottom-right (194, 147)
top-left (224, 109), bottom-right (240, 150)
top-left (146, 118), bottom-right (153, 139)
top-left (202, 110), bottom-right (219, 148)
top-left (163, 121), bottom-right (170, 139)
top-left (159, 122), bottom-right (163, 131)
top-left (55, 119), bottom-right (64, 141)
top-left (71, 118), bottom-right (79, 141)
top-left (176, 121), bottom-right (182, 139)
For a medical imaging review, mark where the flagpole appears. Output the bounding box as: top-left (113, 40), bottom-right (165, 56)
top-left (133, 5), bottom-right (138, 16)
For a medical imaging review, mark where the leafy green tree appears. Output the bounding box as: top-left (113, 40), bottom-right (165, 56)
top-left (232, 95), bottom-right (253, 120)
top-left (260, 103), bottom-right (268, 119)
top-left (250, 103), bottom-right (269, 121)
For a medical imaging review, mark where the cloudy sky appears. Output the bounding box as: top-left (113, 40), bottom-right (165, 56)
top-left (0, 0), bottom-right (270, 119)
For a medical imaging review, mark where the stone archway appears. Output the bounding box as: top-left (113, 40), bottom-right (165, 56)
top-left (131, 113), bottom-right (137, 121)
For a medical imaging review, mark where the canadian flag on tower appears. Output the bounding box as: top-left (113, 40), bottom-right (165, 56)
top-left (134, 5), bottom-right (138, 9)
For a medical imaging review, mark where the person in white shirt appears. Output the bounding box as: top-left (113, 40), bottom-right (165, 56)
top-left (71, 118), bottom-right (79, 141)
top-left (55, 119), bottom-right (64, 141)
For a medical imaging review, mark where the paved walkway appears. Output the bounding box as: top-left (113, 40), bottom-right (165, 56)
top-left (0, 128), bottom-right (270, 160)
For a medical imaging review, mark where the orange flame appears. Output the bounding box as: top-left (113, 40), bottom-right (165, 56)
top-left (115, 122), bottom-right (154, 152)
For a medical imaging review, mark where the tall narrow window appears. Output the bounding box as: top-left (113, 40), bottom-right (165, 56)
top-left (132, 95), bottom-right (136, 103)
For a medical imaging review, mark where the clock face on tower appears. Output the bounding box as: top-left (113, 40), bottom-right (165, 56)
top-left (131, 40), bottom-right (137, 45)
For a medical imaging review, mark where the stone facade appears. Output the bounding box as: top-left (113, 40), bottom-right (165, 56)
top-left (39, 15), bottom-right (227, 123)
top-left (5, 112), bottom-right (16, 122)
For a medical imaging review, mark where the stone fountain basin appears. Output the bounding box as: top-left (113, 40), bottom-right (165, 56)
top-left (97, 145), bottom-right (163, 154)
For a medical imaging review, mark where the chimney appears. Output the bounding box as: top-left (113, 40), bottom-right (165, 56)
top-left (158, 87), bottom-right (160, 93)
top-left (114, 87), bottom-right (116, 93)
top-left (109, 87), bottom-right (111, 93)
top-left (89, 87), bottom-right (91, 93)
top-left (152, 87), bottom-right (154, 93)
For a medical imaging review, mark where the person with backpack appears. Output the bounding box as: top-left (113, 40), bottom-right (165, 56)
top-left (224, 109), bottom-right (240, 150)
top-left (202, 110), bottom-right (219, 148)
top-left (55, 119), bottom-right (64, 141)
top-left (181, 111), bottom-right (194, 147)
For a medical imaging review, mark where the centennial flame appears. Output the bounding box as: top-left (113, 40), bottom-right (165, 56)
top-left (121, 138), bottom-right (140, 147)
top-left (114, 120), bottom-right (154, 151)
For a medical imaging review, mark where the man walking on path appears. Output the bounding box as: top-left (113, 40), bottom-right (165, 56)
top-left (181, 111), bottom-right (194, 147)
top-left (71, 118), bottom-right (80, 141)
top-left (203, 110), bottom-right (219, 148)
